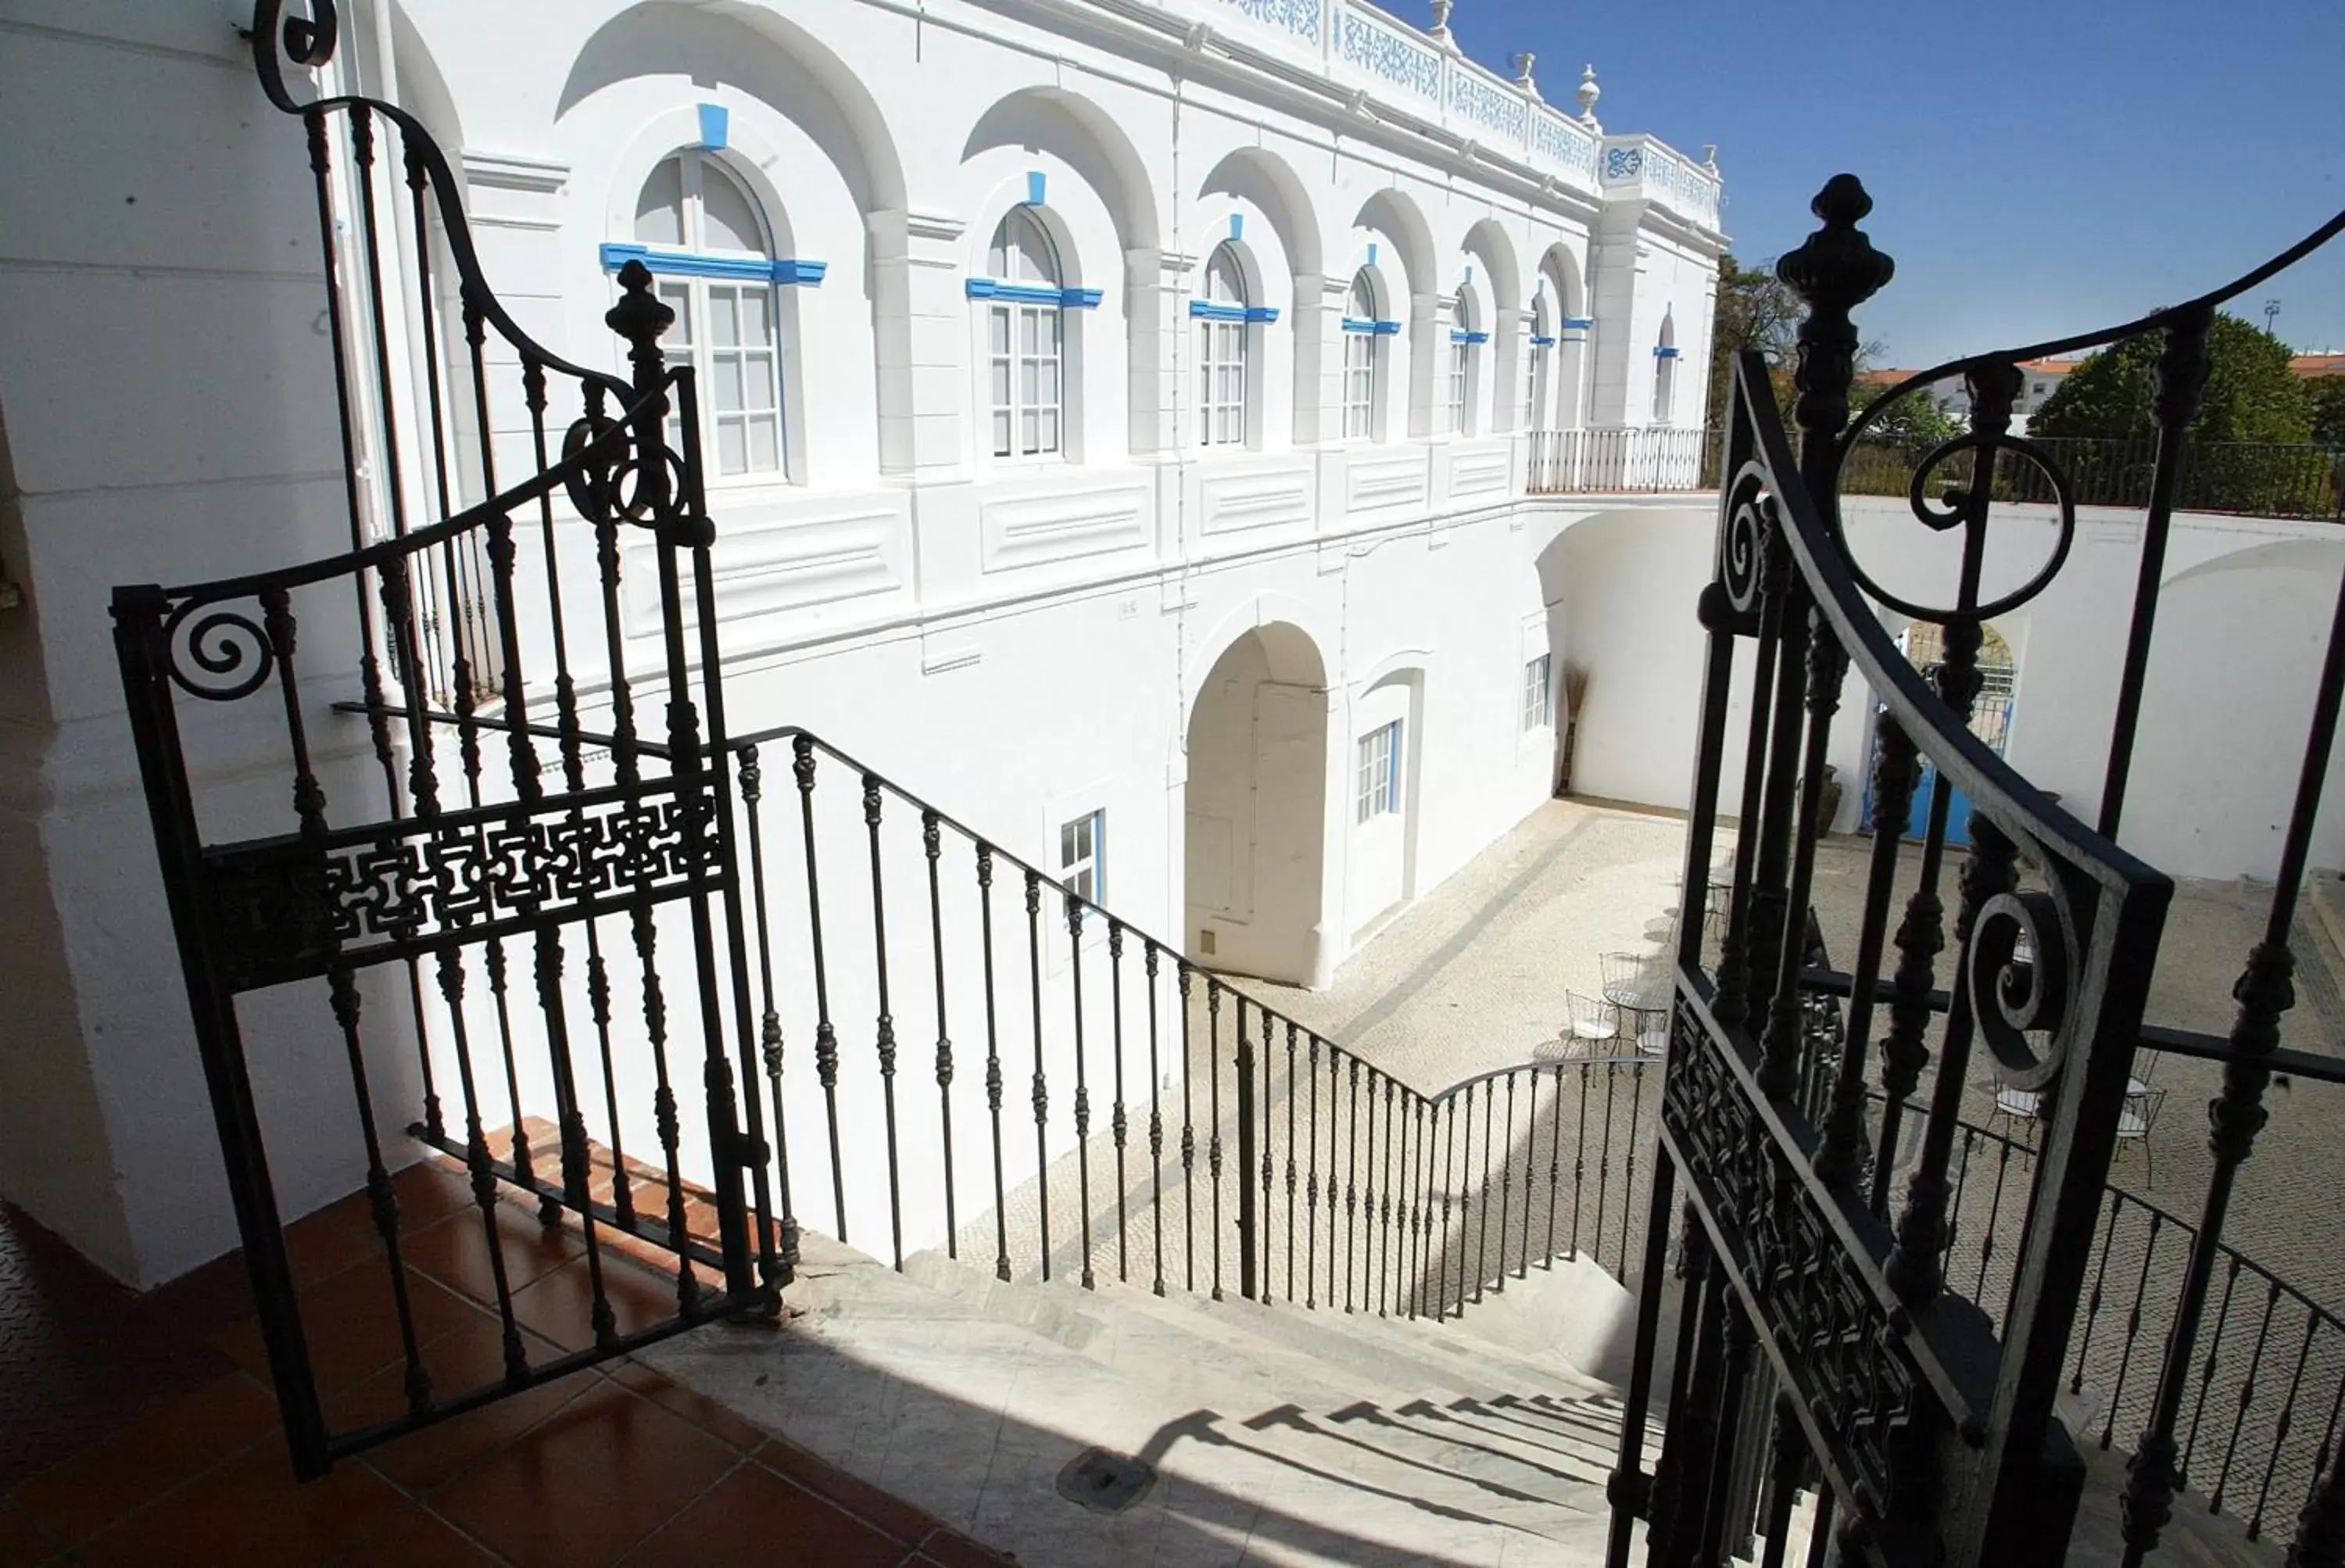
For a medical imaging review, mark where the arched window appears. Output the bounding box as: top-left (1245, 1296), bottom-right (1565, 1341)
top-left (1447, 291), bottom-right (1477, 437)
top-left (632, 152), bottom-right (784, 478)
top-left (1341, 270), bottom-right (1380, 441)
top-left (983, 208), bottom-right (1065, 460)
top-left (1653, 313), bottom-right (1678, 426)
top-left (1196, 243), bottom-right (1250, 448)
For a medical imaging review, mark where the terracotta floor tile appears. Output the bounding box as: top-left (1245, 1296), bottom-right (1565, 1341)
top-left (429, 1376), bottom-right (739, 1568)
top-left (328, 1314), bottom-right (589, 1491)
top-left (213, 1264), bottom-right (485, 1398)
top-left (509, 1251), bottom-right (689, 1355)
top-left (610, 1362), bottom-right (769, 1452)
top-left (0, 1493), bottom-right (63, 1565)
top-left (9, 1372), bottom-right (281, 1545)
top-left (75, 1438), bottom-right (408, 1568)
top-left (328, 1499), bottom-right (506, 1566)
top-left (281, 1207), bottom-right (382, 1290)
top-left (621, 1460), bottom-right (902, 1567)
top-left (321, 1158), bottom-right (476, 1239)
top-left (400, 1197), bottom-right (585, 1311)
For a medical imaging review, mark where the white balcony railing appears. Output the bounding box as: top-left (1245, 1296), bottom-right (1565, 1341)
top-left (1525, 425), bottom-right (1718, 495)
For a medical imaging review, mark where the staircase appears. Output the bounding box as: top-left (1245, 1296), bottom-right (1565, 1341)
top-left (638, 1229), bottom-right (1664, 1565)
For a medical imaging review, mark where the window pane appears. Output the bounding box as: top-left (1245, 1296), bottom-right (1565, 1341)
top-left (993, 410), bottom-right (1011, 456)
top-left (661, 282), bottom-right (694, 345)
top-left (743, 291), bottom-right (773, 347)
top-left (744, 351), bottom-right (775, 410)
top-left (1020, 309), bottom-right (1040, 356)
top-left (990, 307), bottom-right (1010, 355)
top-left (717, 417), bottom-right (747, 476)
top-left (1021, 358), bottom-right (1039, 403)
top-left (1038, 409), bottom-right (1058, 452)
top-left (748, 414), bottom-right (779, 474)
top-left (698, 161), bottom-right (767, 255)
top-left (711, 289), bottom-right (739, 348)
top-left (634, 157), bottom-right (684, 246)
top-left (714, 355), bottom-right (744, 413)
top-left (1021, 409), bottom-right (1039, 451)
top-left (990, 359), bottom-right (1011, 406)
top-left (1062, 821), bottom-right (1078, 866)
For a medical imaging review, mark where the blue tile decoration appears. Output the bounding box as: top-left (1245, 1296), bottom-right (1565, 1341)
top-left (1449, 70), bottom-right (1526, 141)
top-left (1335, 10), bottom-right (1440, 100)
top-left (1226, 0), bottom-right (1322, 44)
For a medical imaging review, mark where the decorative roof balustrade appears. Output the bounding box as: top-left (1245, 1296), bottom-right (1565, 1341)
top-left (1151, 0), bottom-right (1717, 220)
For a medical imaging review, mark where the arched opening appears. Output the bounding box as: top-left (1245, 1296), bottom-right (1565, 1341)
top-left (1185, 623), bottom-right (1330, 986)
top-left (979, 206), bottom-right (1070, 460)
top-left (1196, 241), bottom-right (1252, 448)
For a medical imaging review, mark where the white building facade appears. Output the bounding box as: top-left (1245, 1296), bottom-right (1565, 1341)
top-left (0, 0), bottom-right (1720, 1287)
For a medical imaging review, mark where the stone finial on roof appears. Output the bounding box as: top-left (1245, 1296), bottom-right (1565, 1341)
top-left (1576, 64), bottom-right (1601, 130)
top-left (1703, 144), bottom-right (1720, 173)
top-left (1513, 52), bottom-right (1538, 96)
top-left (1427, 0), bottom-right (1458, 52)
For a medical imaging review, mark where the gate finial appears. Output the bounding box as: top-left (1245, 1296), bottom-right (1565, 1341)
top-left (606, 260), bottom-right (674, 385)
top-left (1777, 175), bottom-right (1895, 456)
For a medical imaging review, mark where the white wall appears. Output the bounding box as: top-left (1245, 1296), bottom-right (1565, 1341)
top-left (1558, 496), bottom-right (2345, 886)
top-left (0, 0), bottom-right (1720, 1286)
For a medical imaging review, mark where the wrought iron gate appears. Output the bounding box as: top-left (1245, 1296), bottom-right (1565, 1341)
top-left (1602, 177), bottom-right (2345, 1568)
top-left (111, 2), bottom-right (777, 1477)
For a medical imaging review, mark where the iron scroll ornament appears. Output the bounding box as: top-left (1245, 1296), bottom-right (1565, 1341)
top-left (245, 0), bottom-right (636, 413)
top-left (164, 603), bottom-right (277, 703)
top-left (1967, 887), bottom-right (2075, 1093)
top-left (1823, 205), bottom-right (2345, 623)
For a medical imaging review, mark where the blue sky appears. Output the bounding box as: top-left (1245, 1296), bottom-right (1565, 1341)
top-left (1446, 0), bottom-right (2345, 369)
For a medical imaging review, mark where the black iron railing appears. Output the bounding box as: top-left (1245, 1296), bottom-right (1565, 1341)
top-left (1842, 432), bottom-right (2345, 521)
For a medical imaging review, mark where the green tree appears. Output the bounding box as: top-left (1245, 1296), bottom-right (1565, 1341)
top-left (2310, 375), bottom-right (2345, 446)
top-left (1706, 252), bottom-right (1800, 421)
top-left (2031, 313), bottom-right (2313, 443)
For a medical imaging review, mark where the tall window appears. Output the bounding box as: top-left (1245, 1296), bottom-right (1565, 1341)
top-left (1524, 298), bottom-right (1552, 431)
top-left (1652, 313), bottom-right (1677, 425)
top-left (1355, 721), bottom-right (1401, 824)
top-left (1060, 810), bottom-right (1105, 904)
top-left (632, 153), bottom-right (783, 478)
top-left (1197, 244), bottom-right (1249, 448)
top-left (985, 209), bottom-right (1065, 460)
top-left (1522, 653), bottom-right (1552, 733)
top-left (1342, 270), bottom-right (1380, 441)
top-left (1447, 292), bottom-right (1475, 436)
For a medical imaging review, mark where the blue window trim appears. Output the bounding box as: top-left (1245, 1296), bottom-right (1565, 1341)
top-left (1563, 317), bottom-right (1594, 330)
top-left (965, 277), bottom-right (1104, 309)
top-left (1654, 345), bottom-right (1681, 359)
top-left (1342, 317), bottom-right (1402, 336)
top-left (1450, 329), bottom-right (1491, 345)
top-left (1188, 300), bottom-right (1280, 324)
top-left (1530, 335), bottom-right (1558, 348)
top-left (696, 103), bottom-right (729, 151)
top-left (600, 242), bottom-right (825, 286)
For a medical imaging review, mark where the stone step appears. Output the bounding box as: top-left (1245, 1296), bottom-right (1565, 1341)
top-left (642, 1229), bottom-right (1642, 1565)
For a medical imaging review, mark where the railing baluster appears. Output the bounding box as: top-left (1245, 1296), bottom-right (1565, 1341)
top-left (1344, 1053), bottom-right (1359, 1312)
top-left (863, 777), bottom-right (904, 1270)
top-left (923, 811), bottom-right (955, 1260)
top-left (1284, 1020), bottom-right (1298, 1307)
top-left (1572, 1060), bottom-right (1590, 1260)
top-left (1026, 870), bottom-right (1050, 1281)
top-left (1596, 1063), bottom-right (1617, 1275)
top-left (1361, 1066), bottom-right (1377, 1312)
top-left (1068, 890), bottom-right (1094, 1291)
top-left (1624, 1061), bottom-right (1647, 1282)
top-left (2182, 1258), bottom-right (2246, 1490)
top-left (2106, 1212), bottom-right (2166, 1451)
top-left (1145, 940), bottom-right (1165, 1296)
top-left (1180, 961), bottom-right (1197, 1294)
top-left (793, 738), bottom-right (845, 1244)
top-left (1440, 1094), bottom-right (1458, 1319)
top-left (743, 749), bottom-right (797, 1273)
top-left (2073, 1190), bottom-right (2125, 1395)
top-left (1520, 1069), bottom-right (1538, 1280)
top-left (2211, 1277), bottom-right (2282, 1514)
top-left (1208, 976), bottom-right (1224, 1301)
top-left (1305, 1035), bottom-right (1320, 1309)
top-left (1494, 1071), bottom-right (1515, 1293)
top-left (1259, 1008), bottom-right (1274, 1302)
top-left (1476, 1076), bottom-right (1495, 1305)
top-left (2286, 1355), bottom-right (2345, 1558)
top-left (1109, 922), bottom-right (1130, 1285)
top-left (1546, 1062), bottom-right (1564, 1266)
top-left (1380, 1076), bottom-right (1398, 1316)
top-left (977, 845), bottom-right (1010, 1282)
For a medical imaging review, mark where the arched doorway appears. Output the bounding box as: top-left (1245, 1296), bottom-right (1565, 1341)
top-left (1185, 623), bottom-right (1330, 986)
